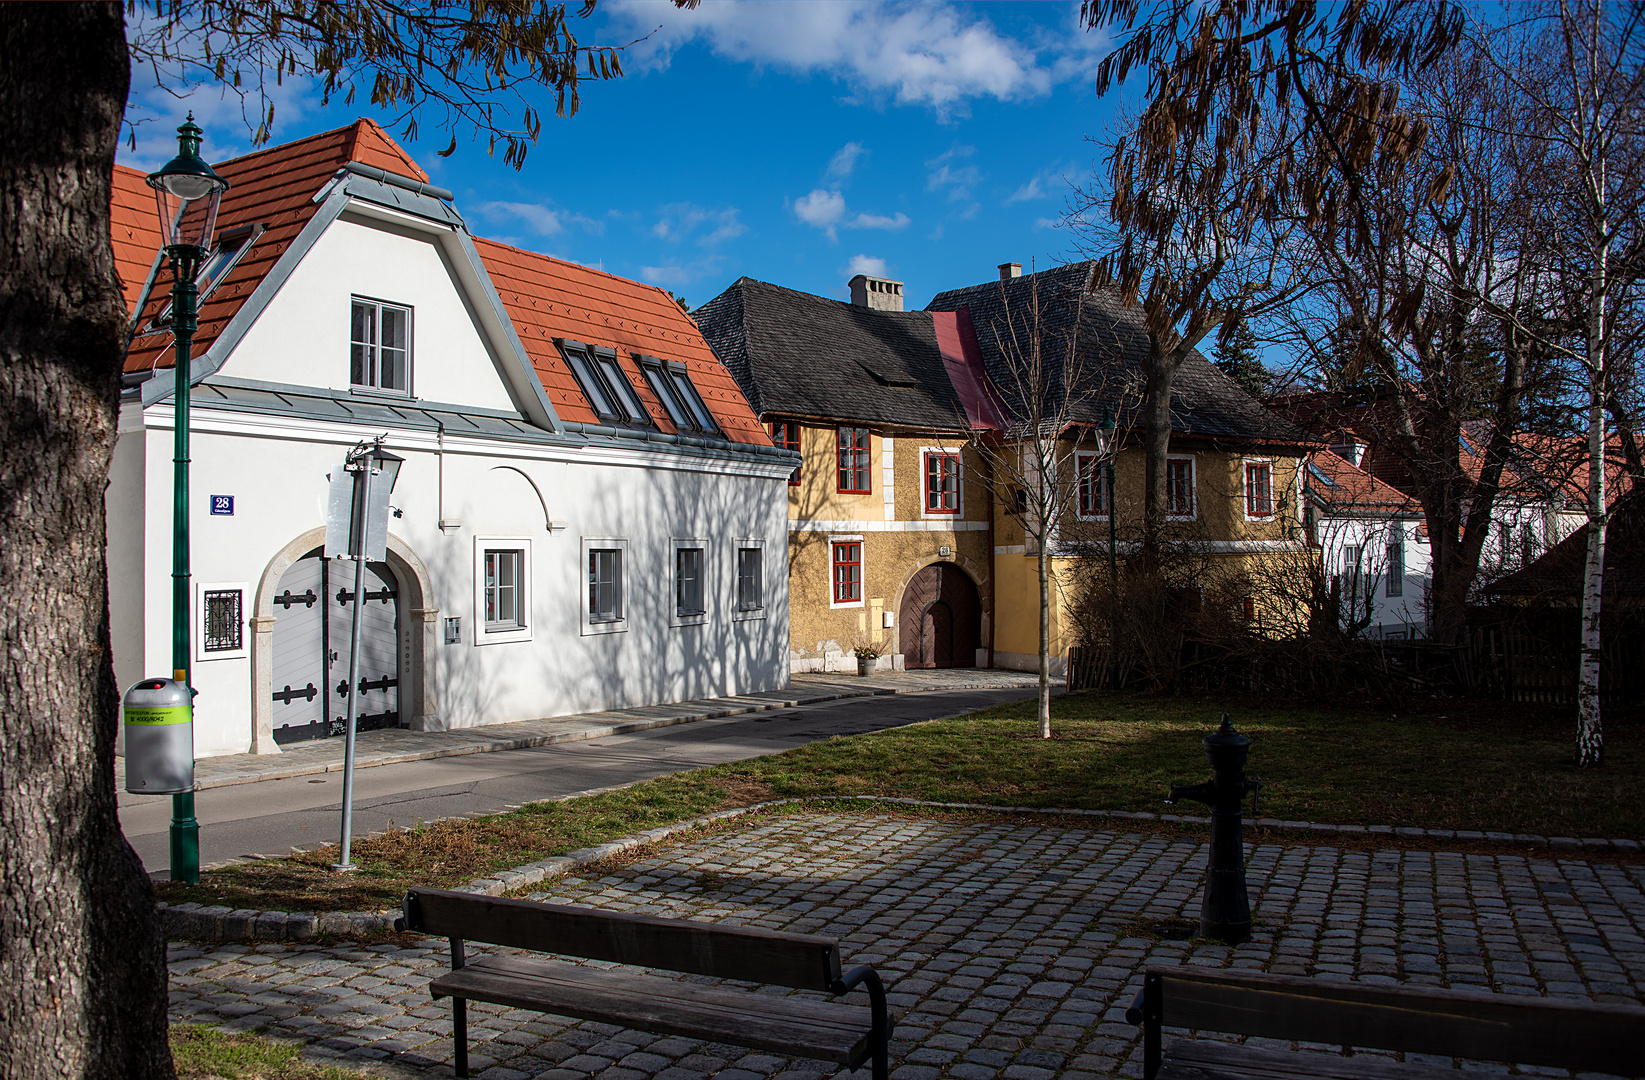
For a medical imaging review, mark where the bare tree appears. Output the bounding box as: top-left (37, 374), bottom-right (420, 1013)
top-left (0, 1), bottom-right (651, 1072)
top-left (958, 271), bottom-right (1117, 737)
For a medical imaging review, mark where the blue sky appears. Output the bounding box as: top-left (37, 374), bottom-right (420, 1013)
top-left (121, 1), bottom-right (1133, 312)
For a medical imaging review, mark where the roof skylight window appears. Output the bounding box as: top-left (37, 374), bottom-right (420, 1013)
top-left (558, 340), bottom-right (649, 426)
top-left (638, 356), bottom-right (719, 435)
top-left (147, 223), bottom-right (263, 330)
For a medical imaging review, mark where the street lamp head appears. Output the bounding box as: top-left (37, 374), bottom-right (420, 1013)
top-left (146, 114), bottom-right (229, 253)
top-left (370, 446), bottom-right (405, 493)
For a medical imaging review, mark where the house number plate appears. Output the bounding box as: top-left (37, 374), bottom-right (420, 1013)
top-left (210, 495), bottom-right (234, 516)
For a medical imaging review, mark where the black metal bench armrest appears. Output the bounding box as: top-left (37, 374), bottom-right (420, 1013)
top-left (1125, 984), bottom-right (1146, 1026)
top-left (830, 965), bottom-right (893, 1079)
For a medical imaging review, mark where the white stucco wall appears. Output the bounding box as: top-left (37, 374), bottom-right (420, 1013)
top-left (1316, 514), bottom-right (1430, 637)
top-left (212, 212), bottom-right (517, 412)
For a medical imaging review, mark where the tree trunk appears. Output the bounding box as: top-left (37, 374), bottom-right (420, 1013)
top-left (1037, 541), bottom-right (1051, 738)
top-left (0, 5), bottom-right (174, 1076)
top-left (1577, 240), bottom-right (1608, 768)
top-left (1140, 342), bottom-right (1179, 561)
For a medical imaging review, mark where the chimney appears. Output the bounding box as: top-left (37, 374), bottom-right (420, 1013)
top-left (999, 262), bottom-right (1022, 280)
top-left (849, 274), bottom-right (905, 312)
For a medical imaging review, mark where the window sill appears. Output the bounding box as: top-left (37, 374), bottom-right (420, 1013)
top-left (732, 605), bottom-right (767, 622)
top-left (475, 626), bottom-right (532, 646)
top-left (349, 386), bottom-right (414, 400)
top-left (582, 616), bottom-right (628, 636)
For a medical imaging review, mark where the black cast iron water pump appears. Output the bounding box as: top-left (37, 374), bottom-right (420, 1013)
top-left (1165, 713), bottom-right (1261, 943)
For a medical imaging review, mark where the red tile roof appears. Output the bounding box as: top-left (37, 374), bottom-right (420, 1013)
top-left (1307, 450), bottom-right (1419, 513)
top-left (477, 237), bottom-right (767, 444)
top-left (114, 118), bottom-right (767, 446)
top-left (122, 119), bottom-right (427, 376)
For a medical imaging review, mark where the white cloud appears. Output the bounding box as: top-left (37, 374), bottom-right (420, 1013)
top-left (851, 211), bottom-right (911, 231)
top-left (652, 203), bottom-right (746, 247)
top-left (926, 145), bottom-right (979, 201)
top-left (795, 189), bottom-right (848, 229)
top-left (828, 141), bottom-right (867, 180)
top-left (1007, 162), bottom-right (1076, 204)
top-left (847, 254), bottom-right (890, 277)
top-left (640, 258), bottom-right (722, 289)
top-left (119, 78), bottom-right (319, 171)
top-left (608, 0), bottom-right (1086, 117)
top-left (794, 189), bottom-right (910, 241)
top-left (477, 201), bottom-right (566, 236)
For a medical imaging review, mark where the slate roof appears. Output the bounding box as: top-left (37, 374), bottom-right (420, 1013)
top-left (692, 277), bottom-right (968, 431)
top-left (928, 263), bottom-right (1315, 448)
top-left (112, 119), bottom-right (767, 448)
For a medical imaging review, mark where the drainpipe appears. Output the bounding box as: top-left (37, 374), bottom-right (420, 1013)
top-left (985, 452), bottom-right (996, 669)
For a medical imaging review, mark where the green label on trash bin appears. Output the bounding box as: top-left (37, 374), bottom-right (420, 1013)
top-left (124, 706), bottom-right (189, 726)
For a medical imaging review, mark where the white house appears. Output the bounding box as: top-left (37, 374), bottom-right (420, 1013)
top-left (1306, 449), bottom-right (1430, 638)
top-left (109, 120), bottom-right (796, 759)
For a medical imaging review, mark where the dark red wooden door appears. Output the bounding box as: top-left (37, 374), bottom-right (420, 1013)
top-left (899, 563), bottom-right (981, 668)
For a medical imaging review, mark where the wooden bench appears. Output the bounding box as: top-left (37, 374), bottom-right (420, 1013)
top-left (395, 887), bottom-right (893, 1079)
top-left (1126, 966), bottom-right (1643, 1080)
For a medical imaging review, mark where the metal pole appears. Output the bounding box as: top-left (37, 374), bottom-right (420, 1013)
top-left (168, 247), bottom-right (203, 884)
top-left (1104, 413), bottom-right (1120, 692)
top-left (334, 457), bottom-right (370, 871)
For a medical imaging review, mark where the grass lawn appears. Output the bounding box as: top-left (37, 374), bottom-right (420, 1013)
top-left (155, 690), bottom-right (1642, 915)
top-left (171, 1024), bottom-right (370, 1078)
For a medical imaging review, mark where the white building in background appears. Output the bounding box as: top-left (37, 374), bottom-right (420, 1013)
top-left (109, 120), bottom-right (795, 759)
top-left (1306, 449), bottom-right (1430, 638)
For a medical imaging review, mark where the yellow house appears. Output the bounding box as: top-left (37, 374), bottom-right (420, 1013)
top-left (694, 275), bottom-right (995, 671)
top-left (696, 264), bottom-right (1318, 675)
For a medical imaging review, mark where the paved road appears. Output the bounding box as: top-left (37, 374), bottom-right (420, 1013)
top-left (120, 686), bottom-right (1037, 875)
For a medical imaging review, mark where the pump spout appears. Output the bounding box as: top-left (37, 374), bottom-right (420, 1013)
top-left (1166, 781), bottom-right (1215, 806)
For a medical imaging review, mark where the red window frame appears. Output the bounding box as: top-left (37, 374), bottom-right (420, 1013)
top-left (770, 421), bottom-right (801, 485)
top-left (837, 427), bottom-right (871, 494)
top-left (924, 452), bottom-right (960, 514)
top-left (1166, 458), bottom-right (1195, 517)
top-left (1245, 461), bottom-right (1274, 517)
top-left (832, 541), bottom-right (862, 603)
top-left (1076, 453), bottom-right (1109, 518)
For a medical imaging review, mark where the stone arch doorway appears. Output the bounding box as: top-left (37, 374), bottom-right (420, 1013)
top-left (250, 528), bottom-right (436, 754)
top-left (899, 562), bottom-right (981, 668)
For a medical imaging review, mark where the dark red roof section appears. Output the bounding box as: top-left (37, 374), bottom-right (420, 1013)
top-left (112, 164), bottom-right (163, 315)
top-left (477, 238), bottom-right (767, 444)
top-left (1308, 450), bottom-right (1418, 513)
top-left (122, 119), bottom-right (427, 376)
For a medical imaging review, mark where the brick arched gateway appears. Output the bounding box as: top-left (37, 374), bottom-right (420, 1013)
top-left (898, 562), bottom-right (981, 668)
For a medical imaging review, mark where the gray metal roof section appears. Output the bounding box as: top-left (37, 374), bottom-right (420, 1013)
top-left (173, 376), bottom-right (798, 468)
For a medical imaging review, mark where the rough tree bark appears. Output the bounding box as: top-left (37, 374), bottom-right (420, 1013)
top-left (0, 5), bottom-right (175, 1076)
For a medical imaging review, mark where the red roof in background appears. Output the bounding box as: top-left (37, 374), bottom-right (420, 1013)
top-left (122, 120), bottom-right (427, 376)
top-left (116, 118), bottom-right (767, 446)
top-left (1307, 450), bottom-right (1418, 513)
top-left (477, 237), bottom-right (767, 444)
top-left (112, 164), bottom-right (163, 315)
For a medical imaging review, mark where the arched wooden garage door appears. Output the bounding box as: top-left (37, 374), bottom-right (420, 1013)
top-left (899, 562), bottom-right (981, 668)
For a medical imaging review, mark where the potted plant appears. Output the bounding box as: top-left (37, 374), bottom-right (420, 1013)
top-left (851, 640), bottom-right (882, 676)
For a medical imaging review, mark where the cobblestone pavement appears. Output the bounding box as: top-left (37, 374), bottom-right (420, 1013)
top-left (166, 811), bottom-right (1645, 1079)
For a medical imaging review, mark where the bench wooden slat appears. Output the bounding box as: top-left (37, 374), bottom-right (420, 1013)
top-left (431, 954), bottom-right (873, 1065)
top-left (406, 888), bottom-right (842, 992)
top-left (1163, 1041), bottom-right (1472, 1080)
top-left (1156, 968), bottom-right (1643, 1076)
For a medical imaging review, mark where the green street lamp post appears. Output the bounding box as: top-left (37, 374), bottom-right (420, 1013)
top-left (146, 114), bottom-right (229, 884)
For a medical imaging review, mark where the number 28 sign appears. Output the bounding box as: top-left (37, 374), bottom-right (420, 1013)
top-left (210, 495), bottom-right (235, 516)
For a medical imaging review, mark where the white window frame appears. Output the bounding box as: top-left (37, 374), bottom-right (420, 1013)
top-left (1166, 455), bottom-right (1197, 520)
top-left (350, 295), bottom-right (413, 397)
top-left (581, 537), bottom-right (629, 636)
top-left (733, 537), bottom-right (767, 622)
top-left (829, 534), bottom-right (866, 610)
top-left (669, 537), bottom-right (709, 628)
top-left (920, 446), bottom-right (964, 518)
top-left (474, 537), bottom-right (532, 645)
top-left (1386, 537), bottom-right (1405, 597)
top-left (1074, 451), bottom-right (1110, 521)
top-left (1243, 457), bottom-right (1275, 521)
top-left (195, 580), bottom-right (249, 662)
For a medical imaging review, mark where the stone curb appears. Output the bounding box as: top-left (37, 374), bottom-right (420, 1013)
top-left (158, 795), bottom-right (1644, 943)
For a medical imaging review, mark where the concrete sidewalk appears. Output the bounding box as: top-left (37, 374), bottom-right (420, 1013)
top-left (126, 669), bottom-right (1046, 793)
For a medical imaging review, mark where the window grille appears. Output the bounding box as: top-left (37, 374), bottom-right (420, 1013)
top-left (202, 589), bottom-right (242, 652)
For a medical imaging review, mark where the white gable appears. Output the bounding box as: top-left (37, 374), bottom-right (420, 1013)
top-left (212, 210), bottom-right (519, 413)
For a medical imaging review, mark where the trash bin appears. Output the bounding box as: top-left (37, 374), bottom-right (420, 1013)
top-left (123, 677), bottom-right (194, 794)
